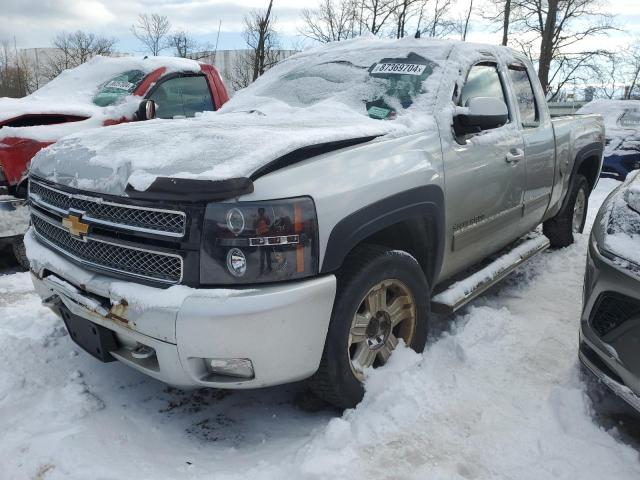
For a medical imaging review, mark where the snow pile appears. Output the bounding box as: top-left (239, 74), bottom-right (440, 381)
top-left (0, 55), bottom-right (201, 142)
top-left (577, 100), bottom-right (640, 156)
top-left (602, 170), bottom-right (640, 266)
top-left (2, 177), bottom-right (639, 479)
top-left (30, 36), bottom-right (516, 195)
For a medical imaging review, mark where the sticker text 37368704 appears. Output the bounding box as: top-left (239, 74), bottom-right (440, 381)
top-left (370, 63), bottom-right (427, 75)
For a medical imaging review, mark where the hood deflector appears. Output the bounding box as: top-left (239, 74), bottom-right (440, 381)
top-left (125, 177), bottom-right (254, 202)
top-left (124, 135), bottom-right (379, 202)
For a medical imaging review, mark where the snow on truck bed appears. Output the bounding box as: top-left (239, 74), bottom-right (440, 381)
top-left (30, 36), bottom-right (518, 195)
top-left (1, 178), bottom-right (640, 479)
top-left (577, 99), bottom-right (640, 156)
top-left (0, 55), bottom-right (201, 142)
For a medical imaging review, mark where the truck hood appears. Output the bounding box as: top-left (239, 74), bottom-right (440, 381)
top-left (30, 109), bottom-right (415, 197)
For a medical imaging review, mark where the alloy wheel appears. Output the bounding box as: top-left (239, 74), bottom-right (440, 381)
top-left (348, 279), bottom-right (417, 381)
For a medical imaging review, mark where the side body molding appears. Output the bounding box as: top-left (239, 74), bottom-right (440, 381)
top-left (321, 185), bottom-right (445, 285)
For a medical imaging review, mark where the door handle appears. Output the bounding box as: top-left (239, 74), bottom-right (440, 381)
top-left (506, 148), bottom-right (524, 164)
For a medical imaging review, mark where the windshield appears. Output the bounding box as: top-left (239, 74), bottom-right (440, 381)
top-left (249, 52), bottom-right (437, 120)
top-left (93, 70), bottom-right (146, 107)
top-left (619, 109), bottom-right (640, 128)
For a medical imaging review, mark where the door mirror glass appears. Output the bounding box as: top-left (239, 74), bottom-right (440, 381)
top-left (137, 99), bottom-right (157, 121)
top-left (458, 96), bottom-right (508, 131)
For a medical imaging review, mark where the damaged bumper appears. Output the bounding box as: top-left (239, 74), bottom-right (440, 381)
top-left (27, 230), bottom-right (337, 389)
top-left (0, 195), bottom-right (29, 241)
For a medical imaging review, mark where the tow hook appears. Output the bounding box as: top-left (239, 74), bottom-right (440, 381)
top-left (131, 344), bottom-right (155, 360)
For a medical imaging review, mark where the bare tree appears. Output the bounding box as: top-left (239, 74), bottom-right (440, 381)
top-left (481, 0), bottom-right (517, 46)
top-left (512, 0), bottom-right (617, 96)
top-left (419, 0), bottom-right (457, 38)
top-left (228, 0), bottom-right (281, 90)
top-left (300, 0), bottom-right (359, 43)
top-left (593, 52), bottom-right (621, 99)
top-left (246, 0), bottom-right (278, 82)
top-left (625, 40), bottom-right (640, 99)
top-left (461, 0), bottom-right (474, 41)
top-left (43, 31), bottom-right (117, 80)
top-left (0, 40), bottom-right (41, 97)
top-left (170, 31), bottom-right (197, 58)
top-left (360, 0), bottom-right (397, 35)
top-left (131, 13), bottom-right (171, 56)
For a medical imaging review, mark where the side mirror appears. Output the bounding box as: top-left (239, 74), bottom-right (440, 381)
top-left (457, 96), bottom-right (508, 132)
top-left (137, 99), bottom-right (157, 121)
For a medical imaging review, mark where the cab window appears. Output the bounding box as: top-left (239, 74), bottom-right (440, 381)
top-left (459, 63), bottom-right (507, 111)
top-left (149, 75), bottom-right (215, 119)
top-left (508, 66), bottom-right (539, 127)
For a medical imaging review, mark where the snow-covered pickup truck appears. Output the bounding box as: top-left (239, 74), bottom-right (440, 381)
top-left (26, 38), bottom-right (604, 408)
top-left (0, 55), bottom-right (228, 267)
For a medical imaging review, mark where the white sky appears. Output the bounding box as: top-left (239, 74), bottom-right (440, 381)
top-left (1, 0), bottom-right (639, 54)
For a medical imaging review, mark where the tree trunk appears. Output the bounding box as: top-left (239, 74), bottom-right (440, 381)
top-left (502, 0), bottom-right (511, 46)
top-left (462, 0), bottom-right (473, 41)
top-left (537, 0), bottom-right (558, 95)
top-left (253, 0), bottom-right (273, 82)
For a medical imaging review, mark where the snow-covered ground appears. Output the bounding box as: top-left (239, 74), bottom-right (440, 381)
top-left (1, 178), bottom-right (639, 480)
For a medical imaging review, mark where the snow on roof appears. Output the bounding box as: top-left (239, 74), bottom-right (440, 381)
top-left (0, 55), bottom-right (202, 142)
top-left (30, 37), bottom-right (519, 195)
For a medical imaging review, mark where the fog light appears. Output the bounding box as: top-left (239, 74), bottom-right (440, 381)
top-left (226, 248), bottom-right (247, 277)
top-left (207, 358), bottom-right (254, 379)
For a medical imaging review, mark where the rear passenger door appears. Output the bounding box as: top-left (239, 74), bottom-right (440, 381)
top-left (507, 63), bottom-right (555, 232)
top-left (148, 74), bottom-right (216, 119)
top-left (441, 61), bottom-right (526, 276)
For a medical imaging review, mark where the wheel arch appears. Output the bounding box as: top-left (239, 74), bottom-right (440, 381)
top-left (573, 142), bottom-right (603, 194)
top-left (320, 185), bottom-right (445, 287)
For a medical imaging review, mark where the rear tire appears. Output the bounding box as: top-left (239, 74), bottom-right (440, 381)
top-left (308, 244), bottom-right (430, 409)
top-left (543, 174), bottom-right (589, 248)
top-left (12, 237), bottom-right (29, 270)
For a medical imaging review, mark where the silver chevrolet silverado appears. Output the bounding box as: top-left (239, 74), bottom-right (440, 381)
top-left (25, 38), bottom-right (604, 408)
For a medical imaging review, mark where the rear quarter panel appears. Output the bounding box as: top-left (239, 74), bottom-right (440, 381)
top-left (546, 114), bottom-right (604, 219)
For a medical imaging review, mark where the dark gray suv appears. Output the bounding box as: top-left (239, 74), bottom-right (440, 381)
top-left (580, 171), bottom-right (640, 413)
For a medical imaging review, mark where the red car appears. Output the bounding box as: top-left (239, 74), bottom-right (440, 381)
top-left (0, 56), bottom-right (229, 267)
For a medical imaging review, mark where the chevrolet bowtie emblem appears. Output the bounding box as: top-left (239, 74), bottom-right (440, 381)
top-left (62, 214), bottom-right (89, 238)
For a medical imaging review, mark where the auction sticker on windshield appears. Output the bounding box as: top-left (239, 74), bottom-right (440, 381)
top-left (104, 80), bottom-right (135, 91)
top-left (370, 63), bottom-right (427, 75)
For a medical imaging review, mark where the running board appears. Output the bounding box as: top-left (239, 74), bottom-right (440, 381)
top-left (431, 234), bottom-right (550, 314)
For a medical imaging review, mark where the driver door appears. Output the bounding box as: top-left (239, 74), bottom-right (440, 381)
top-left (439, 61), bottom-right (526, 278)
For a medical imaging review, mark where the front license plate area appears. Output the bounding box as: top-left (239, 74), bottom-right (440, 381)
top-left (59, 306), bottom-right (118, 362)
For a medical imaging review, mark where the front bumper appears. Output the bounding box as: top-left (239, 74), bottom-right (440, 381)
top-left (0, 195), bottom-right (29, 240)
top-left (580, 238), bottom-right (640, 413)
top-left (27, 229), bottom-right (337, 389)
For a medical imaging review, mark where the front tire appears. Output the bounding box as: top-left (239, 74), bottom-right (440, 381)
top-left (309, 245), bottom-right (430, 409)
top-left (12, 237), bottom-right (29, 270)
top-left (543, 174), bottom-right (589, 248)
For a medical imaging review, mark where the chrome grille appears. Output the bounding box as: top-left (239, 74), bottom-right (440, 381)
top-left (29, 180), bottom-right (186, 237)
top-left (31, 212), bottom-right (183, 284)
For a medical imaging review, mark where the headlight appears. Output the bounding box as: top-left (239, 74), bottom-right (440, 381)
top-left (200, 197), bottom-right (318, 284)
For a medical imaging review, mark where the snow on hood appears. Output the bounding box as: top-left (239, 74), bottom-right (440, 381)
top-left (30, 36), bottom-right (515, 196)
top-left (0, 55), bottom-right (201, 142)
top-left (577, 99), bottom-right (640, 156)
top-left (30, 110), bottom-right (414, 195)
